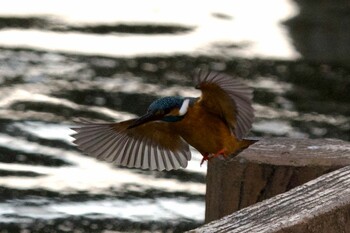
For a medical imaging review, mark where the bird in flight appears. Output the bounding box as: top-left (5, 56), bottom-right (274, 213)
top-left (71, 70), bottom-right (256, 171)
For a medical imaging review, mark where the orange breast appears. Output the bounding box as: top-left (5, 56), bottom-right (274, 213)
top-left (171, 102), bottom-right (241, 155)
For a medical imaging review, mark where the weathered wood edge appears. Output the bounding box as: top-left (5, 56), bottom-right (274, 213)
top-left (187, 165), bottom-right (350, 233)
top-left (236, 137), bottom-right (350, 166)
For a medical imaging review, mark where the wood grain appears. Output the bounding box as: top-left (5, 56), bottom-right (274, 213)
top-left (205, 137), bottom-right (350, 223)
top-left (189, 165), bottom-right (350, 233)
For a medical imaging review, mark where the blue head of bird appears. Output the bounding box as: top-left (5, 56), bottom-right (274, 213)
top-left (128, 96), bottom-right (193, 129)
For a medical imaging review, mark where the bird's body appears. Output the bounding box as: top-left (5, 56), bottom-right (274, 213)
top-left (71, 70), bottom-right (256, 171)
top-left (170, 102), bottom-right (247, 156)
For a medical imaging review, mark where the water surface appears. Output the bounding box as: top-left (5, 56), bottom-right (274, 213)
top-left (0, 0), bottom-right (349, 232)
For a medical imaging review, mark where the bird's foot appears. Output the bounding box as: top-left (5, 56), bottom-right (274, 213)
top-left (200, 149), bottom-right (227, 166)
top-left (200, 153), bottom-right (211, 166)
top-left (213, 148), bottom-right (227, 159)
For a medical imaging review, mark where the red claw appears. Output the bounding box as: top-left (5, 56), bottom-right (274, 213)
top-left (200, 153), bottom-right (210, 166)
top-left (213, 148), bottom-right (227, 158)
top-left (200, 149), bottom-right (227, 166)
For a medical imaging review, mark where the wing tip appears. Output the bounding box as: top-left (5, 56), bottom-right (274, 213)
top-left (193, 69), bottom-right (255, 138)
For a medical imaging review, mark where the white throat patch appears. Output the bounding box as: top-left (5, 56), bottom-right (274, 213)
top-left (179, 99), bottom-right (190, 116)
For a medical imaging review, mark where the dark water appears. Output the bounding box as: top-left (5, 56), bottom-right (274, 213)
top-left (0, 1), bottom-right (349, 232)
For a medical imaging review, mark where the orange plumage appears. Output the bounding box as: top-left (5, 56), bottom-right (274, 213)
top-left (71, 70), bottom-right (256, 171)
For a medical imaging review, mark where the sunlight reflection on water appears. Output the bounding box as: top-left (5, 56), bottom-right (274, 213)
top-left (0, 0), bottom-right (299, 59)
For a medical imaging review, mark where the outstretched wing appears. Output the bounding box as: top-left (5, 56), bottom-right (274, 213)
top-left (71, 119), bottom-right (191, 171)
top-left (194, 70), bottom-right (254, 139)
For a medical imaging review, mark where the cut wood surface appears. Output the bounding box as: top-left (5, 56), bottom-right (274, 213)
top-left (205, 138), bottom-right (350, 223)
top-left (239, 137), bottom-right (350, 166)
top-left (188, 165), bottom-right (350, 233)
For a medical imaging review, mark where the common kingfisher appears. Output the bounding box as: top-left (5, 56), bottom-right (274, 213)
top-left (71, 70), bottom-right (256, 171)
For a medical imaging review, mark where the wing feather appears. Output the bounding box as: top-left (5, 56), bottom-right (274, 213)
top-left (121, 139), bottom-right (134, 166)
top-left (149, 146), bottom-right (157, 170)
top-left (71, 119), bottom-right (191, 171)
top-left (73, 128), bottom-right (113, 145)
top-left (106, 134), bottom-right (128, 162)
top-left (88, 133), bottom-right (119, 158)
top-left (160, 147), bottom-right (171, 171)
top-left (143, 140), bottom-right (152, 169)
top-left (168, 151), bottom-right (180, 169)
top-left (175, 150), bottom-right (186, 168)
top-left (96, 135), bottom-right (121, 160)
top-left (134, 139), bottom-right (144, 168)
top-left (156, 145), bottom-right (166, 171)
top-left (75, 131), bottom-right (115, 151)
top-left (114, 137), bottom-right (130, 165)
top-left (126, 139), bottom-right (139, 168)
top-left (194, 69), bottom-right (254, 139)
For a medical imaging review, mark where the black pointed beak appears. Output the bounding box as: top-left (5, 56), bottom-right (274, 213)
top-left (127, 111), bottom-right (161, 129)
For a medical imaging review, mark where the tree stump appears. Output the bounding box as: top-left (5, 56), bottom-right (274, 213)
top-left (205, 137), bottom-right (350, 223)
top-left (188, 165), bottom-right (350, 233)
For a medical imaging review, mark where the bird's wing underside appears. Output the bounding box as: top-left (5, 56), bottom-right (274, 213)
top-left (194, 70), bottom-right (254, 139)
top-left (71, 119), bottom-right (191, 171)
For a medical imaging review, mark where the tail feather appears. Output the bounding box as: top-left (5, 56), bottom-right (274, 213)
top-left (230, 138), bottom-right (258, 157)
top-left (239, 138), bottom-right (258, 149)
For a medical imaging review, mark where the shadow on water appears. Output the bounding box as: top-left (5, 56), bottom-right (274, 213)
top-left (0, 146), bottom-right (71, 167)
top-left (284, 0), bottom-right (350, 65)
top-left (0, 16), bottom-right (194, 35)
top-left (53, 90), bottom-right (158, 117)
top-left (0, 169), bottom-right (43, 177)
top-left (1, 217), bottom-right (201, 233)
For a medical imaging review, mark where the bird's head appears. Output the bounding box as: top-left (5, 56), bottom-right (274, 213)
top-left (128, 96), bottom-right (191, 129)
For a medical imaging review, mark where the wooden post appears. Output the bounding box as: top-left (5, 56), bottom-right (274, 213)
top-left (188, 165), bottom-right (350, 233)
top-left (205, 137), bottom-right (350, 223)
